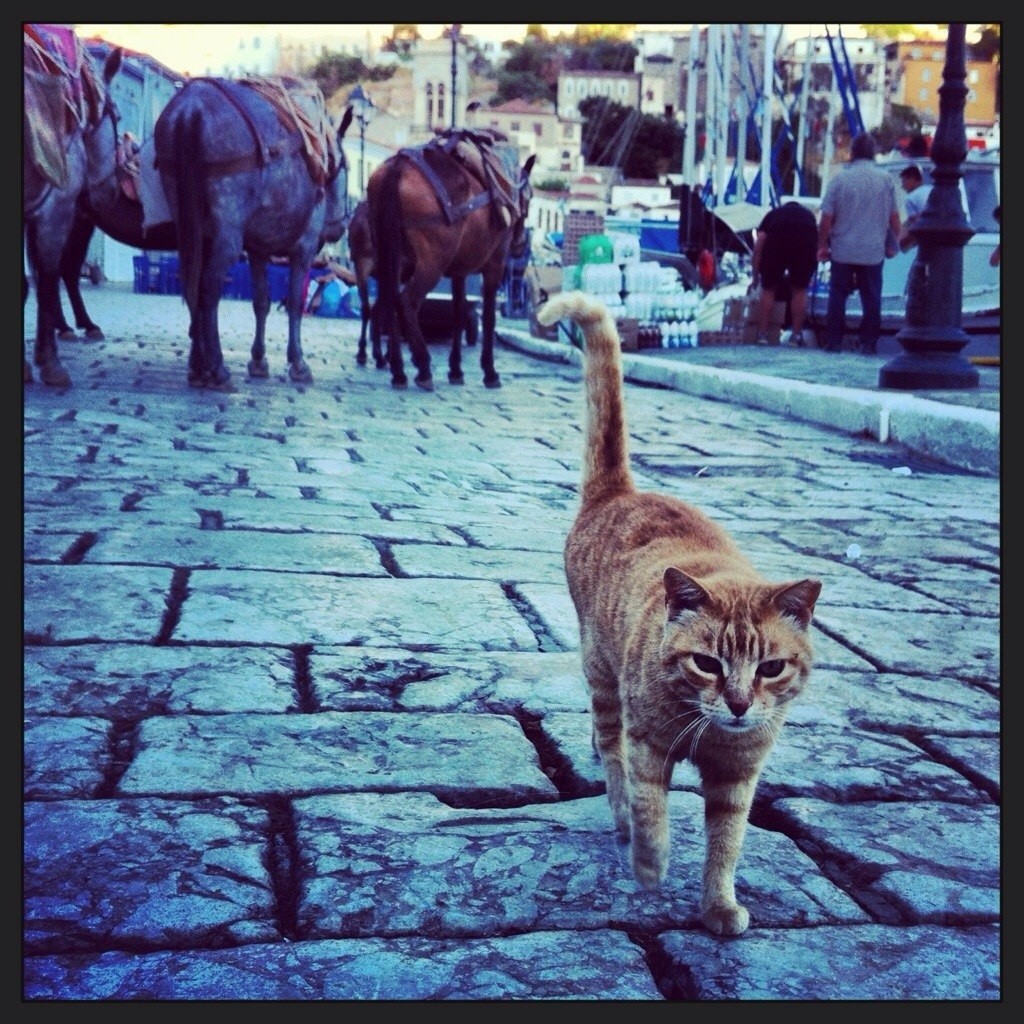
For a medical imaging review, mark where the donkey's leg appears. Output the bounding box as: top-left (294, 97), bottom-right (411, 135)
top-left (370, 294), bottom-right (387, 369)
top-left (399, 274), bottom-right (435, 391)
top-left (25, 219), bottom-right (72, 387)
top-left (247, 254), bottom-right (271, 378)
top-left (60, 215), bottom-right (104, 339)
top-left (195, 239), bottom-right (237, 391)
top-left (284, 257), bottom-right (313, 384)
top-left (480, 267), bottom-right (502, 388)
top-left (356, 276), bottom-right (370, 366)
top-left (448, 276), bottom-right (466, 384)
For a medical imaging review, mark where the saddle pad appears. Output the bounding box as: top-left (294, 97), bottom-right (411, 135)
top-left (24, 67), bottom-right (69, 188)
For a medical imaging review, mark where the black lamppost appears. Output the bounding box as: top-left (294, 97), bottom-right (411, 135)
top-left (347, 84), bottom-right (375, 196)
top-left (450, 23), bottom-right (461, 129)
top-left (879, 23), bottom-right (979, 390)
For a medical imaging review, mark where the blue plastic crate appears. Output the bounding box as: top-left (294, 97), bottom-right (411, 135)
top-left (267, 263), bottom-right (290, 303)
top-left (133, 255), bottom-right (150, 294)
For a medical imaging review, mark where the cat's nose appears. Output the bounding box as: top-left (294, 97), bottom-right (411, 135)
top-left (725, 696), bottom-right (751, 718)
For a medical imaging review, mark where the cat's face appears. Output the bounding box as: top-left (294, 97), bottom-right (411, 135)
top-left (658, 568), bottom-right (821, 738)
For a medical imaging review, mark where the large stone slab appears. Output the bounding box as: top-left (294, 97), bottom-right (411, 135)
top-left (84, 525), bottom-right (387, 574)
top-left (174, 571), bottom-right (539, 649)
top-left (24, 565), bottom-right (174, 643)
top-left (294, 792), bottom-right (868, 937)
top-left (770, 798), bottom-right (1000, 924)
top-left (117, 712), bottom-right (559, 803)
top-left (24, 797), bottom-right (278, 954)
top-left (656, 923), bottom-right (999, 1000)
top-left (24, 929), bottom-right (664, 1000)
top-left (24, 645), bottom-right (298, 716)
top-left (811, 607), bottom-right (999, 682)
top-left (310, 647), bottom-right (590, 714)
top-left (24, 717), bottom-right (110, 798)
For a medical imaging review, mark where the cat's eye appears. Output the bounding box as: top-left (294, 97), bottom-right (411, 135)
top-left (692, 654), bottom-right (721, 675)
top-left (758, 659), bottom-right (786, 678)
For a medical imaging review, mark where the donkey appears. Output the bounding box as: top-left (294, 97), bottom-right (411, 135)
top-left (154, 76), bottom-right (352, 390)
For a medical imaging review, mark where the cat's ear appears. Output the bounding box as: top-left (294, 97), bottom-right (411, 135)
top-left (772, 579), bottom-right (822, 629)
top-left (664, 566), bottom-right (709, 619)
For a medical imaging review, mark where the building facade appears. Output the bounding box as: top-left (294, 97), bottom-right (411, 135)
top-left (557, 69), bottom-right (641, 120)
top-left (471, 100), bottom-right (583, 178)
top-left (888, 39), bottom-right (998, 126)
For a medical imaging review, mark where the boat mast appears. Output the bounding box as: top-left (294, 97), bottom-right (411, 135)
top-left (795, 33), bottom-right (812, 195)
top-left (682, 24), bottom-right (698, 186)
top-left (759, 24), bottom-right (774, 206)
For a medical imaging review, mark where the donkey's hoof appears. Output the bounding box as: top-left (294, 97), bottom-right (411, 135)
top-left (248, 357), bottom-right (270, 379)
top-left (391, 377), bottom-right (408, 389)
top-left (188, 369), bottom-right (206, 388)
top-left (40, 360), bottom-right (71, 387)
top-left (484, 375), bottom-right (502, 389)
top-left (448, 371), bottom-right (465, 385)
top-left (207, 374), bottom-right (237, 394)
top-left (289, 361), bottom-right (313, 384)
top-left (414, 376), bottom-right (434, 392)
top-left (375, 359), bottom-right (388, 370)
top-left (85, 327), bottom-right (105, 341)
top-left (356, 352), bottom-right (368, 366)
top-left (56, 328), bottom-right (76, 341)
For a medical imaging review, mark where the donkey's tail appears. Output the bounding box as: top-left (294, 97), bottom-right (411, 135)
top-left (369, 158), bottom-right (405, 346)
top-left (173, 107), bottom-right (205, 314)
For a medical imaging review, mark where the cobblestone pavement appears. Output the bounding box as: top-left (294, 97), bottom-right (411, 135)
top-left (24, 285), bottom-right (999, 1000)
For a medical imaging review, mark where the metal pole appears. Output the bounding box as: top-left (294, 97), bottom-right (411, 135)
top-left (736, 25), bottom-right (750, 201)
top-left (359, 117), bottom-right (366, 195)
top-left (450, 23), bottom-right (460, 129)
top-left (704, 23), bottom-right (718, 200)
top-left (879, 24), bottom-right (979, 389)
top-left (718, 25), bottom-right (732, 204)
top-left (821, 65), bottom-right (838, 195)
top-left (760, 24), bottom-right (773, 206)
top-left (795, 34), bottom-right (812, 195)
top-left (682, 24), bottom-right (699, 185)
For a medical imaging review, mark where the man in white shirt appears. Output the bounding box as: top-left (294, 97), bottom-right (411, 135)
top-left (899, 164), bottom-right (932, 250)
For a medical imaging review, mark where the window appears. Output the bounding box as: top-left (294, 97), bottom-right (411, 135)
top-left (932, 50), bottom-right (942, 60)
top-left (922, 68), bottom-right (931, 83)
top-left (425, 83), bottom-right (433, 127)
top-left (969, 70), bottom-right (979, 84)
top-left (533, 122), bottom-right (543, 137)
top-left (510, 121), bottom-right (520, 131)
top-left (565, 80), bottom-right (574, 96)
top-left (437, 83), bottom-right (445, 125)
top-left (919, 87), bottom-right (929, 101)
top-left (967, 88), bottom-right (977, 102)
top-left (910, 47), bottom-right (921, 59)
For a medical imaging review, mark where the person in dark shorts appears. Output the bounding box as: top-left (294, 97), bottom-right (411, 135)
top-left (750, 200), bottom-right (818, 346)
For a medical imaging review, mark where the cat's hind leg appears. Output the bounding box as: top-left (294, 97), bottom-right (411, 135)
top-left (699, 775), bottom-right (758, 935)
top-left (581, 644), bottom-right (629, 839)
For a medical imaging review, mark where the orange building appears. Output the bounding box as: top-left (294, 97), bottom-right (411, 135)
top-left (890, 40), bottom-right (998, 127)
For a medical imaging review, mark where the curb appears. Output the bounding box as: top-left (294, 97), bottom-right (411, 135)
top-left (497, 327), bottom-right (999, 477)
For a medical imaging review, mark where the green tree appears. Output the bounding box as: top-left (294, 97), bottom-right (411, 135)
top-left (578, 96), bottom-right (683, 180)
top-left (381, 24), bottom-right (420, 56)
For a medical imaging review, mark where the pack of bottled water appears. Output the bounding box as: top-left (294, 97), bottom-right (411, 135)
top-left (579, 262), bottom-right (624, 298)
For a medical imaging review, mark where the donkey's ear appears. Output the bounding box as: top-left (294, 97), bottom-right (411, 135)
top-left (338, 105), bottom-right (354, 138)
top-left (104, 46), bottom-right (123, 84)
top-left (522, 154), bottom-right (536, 178)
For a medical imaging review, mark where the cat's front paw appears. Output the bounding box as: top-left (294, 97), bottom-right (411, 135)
top-left (701, 902), bottom-right (750, 936)
top-left (631, 847), bottom-right (668, 889)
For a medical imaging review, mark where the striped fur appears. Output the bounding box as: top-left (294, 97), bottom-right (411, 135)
top-left (537, 292), bottom-right (822, 936)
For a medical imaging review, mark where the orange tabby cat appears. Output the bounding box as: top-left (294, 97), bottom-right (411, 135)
top-left (536, 292), bottom-right (822, 936)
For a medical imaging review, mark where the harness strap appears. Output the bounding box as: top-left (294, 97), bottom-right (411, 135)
top-left (205, 78), bottom-right (272, 164)
top-left (397, 146), bottom-right (491, 225)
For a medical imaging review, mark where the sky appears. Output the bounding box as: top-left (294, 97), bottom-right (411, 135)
top-left (72, 23), bottom-right (885, 77)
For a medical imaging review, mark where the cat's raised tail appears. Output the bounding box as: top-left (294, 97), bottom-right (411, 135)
top-left (537, 291), bottom-right (634, 504)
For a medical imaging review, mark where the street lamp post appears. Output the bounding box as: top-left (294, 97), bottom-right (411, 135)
top-left (878, 23), bottom-right (979, 390)
top-left (346, 83), bottom-right (375, 196)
